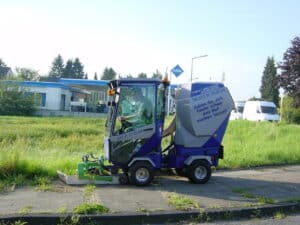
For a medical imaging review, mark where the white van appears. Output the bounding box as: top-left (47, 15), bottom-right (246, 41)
top-left (230, 101), bottom-right (245, 120)
top-left (243, 101), bottom-right (280, 122)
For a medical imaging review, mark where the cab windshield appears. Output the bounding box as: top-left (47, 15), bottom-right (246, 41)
top-left (114, 85), bottom-right (155, 134)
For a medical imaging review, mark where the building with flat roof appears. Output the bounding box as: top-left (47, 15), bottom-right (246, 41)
top-left (2, 79), bottom-right (109, 116)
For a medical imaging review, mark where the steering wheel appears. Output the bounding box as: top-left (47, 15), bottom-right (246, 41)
top-left (119, 119), bottom-right (133, 133)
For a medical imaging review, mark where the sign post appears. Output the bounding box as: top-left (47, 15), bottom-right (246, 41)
top-left (191, 55), bottom-right (208, 82)
top-left (168, 65), bottom-right (184, 115)
top-left (171, 64), bottom-right (184, 78)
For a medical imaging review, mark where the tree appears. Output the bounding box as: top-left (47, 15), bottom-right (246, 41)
top-left (49, 55), bottom-right (64, 78)
top-left (138, 73), bottom-right (147, 78)
top-left (62, 60), bottom-right (74, 78)
top-left (0, 58), bottom-right (7, 67)
top-left (281, 96), bottom-right (300, 124)
top-left (151, 70), bottom-right (162, 79)
top-left (72, 58), bottom-right (85, 79)
top-left (94, 72), bottom-right (98, 80)
top-left (278, 37), bottom-right (300, 107)
top-left (248, 96), bottom-right (262, 101)
top-left (0, 82), bottom-right (35, 115)
top-left (259, 57), bottom-right (279, 106)
top-left (15, 67), bottom-right (39, 81)
top-left (101, 67), bottom-right (116, 80)
top-left (0, 59), bottom-right (11, 79)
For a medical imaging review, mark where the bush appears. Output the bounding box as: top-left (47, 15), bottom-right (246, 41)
top-left (280, 96), bottom-right (300, 124)
top-left (0, 82), bottom-right (36, 116)
top-left (290, 108), bottom-right (300, 124)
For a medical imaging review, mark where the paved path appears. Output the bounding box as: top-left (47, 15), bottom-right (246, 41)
top-left (0, 165), bottom-right (299, 215)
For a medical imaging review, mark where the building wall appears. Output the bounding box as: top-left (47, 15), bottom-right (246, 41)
top-left (24, 86), bottom-right (72, 111)
top-left (60, 89), bottom-right (72, 111)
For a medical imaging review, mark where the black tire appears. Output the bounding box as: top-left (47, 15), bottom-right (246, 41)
top-left (118, 173), bottom-right (129, 185)
top-left (128, 162), bottom-right (154, 186)
top-left (186, 160), bottom-right (211, 184)
top-left (175, 168), bottom-right (186, 177)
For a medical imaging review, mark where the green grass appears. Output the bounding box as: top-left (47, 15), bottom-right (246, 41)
top-left (18, 205), bottom-right (33, 215)
top-left (232, 188), bottom-right (256, 199)
top-left (166, 192), bottom-right (199, 211)
top-left (282, 197), bottom-right (300, 203)
top-left (73, 203), bottom-right (109, 214)
top-left (0, 116), bottom-right (299, 190)
top-left (83, 184), bottom-right (96, 201)
top-left (220, 120), bottom-right (300, 168)
top-left (0, 116), bottom-right (104, 190)
top-left (232, 188), bottom-right (275, 204)
top-left (273, 211), bottom-right (286, 220)
top-left (0, 221), bottom-right (28, 225)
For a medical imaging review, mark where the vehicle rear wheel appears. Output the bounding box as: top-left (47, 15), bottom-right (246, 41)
top-left (187, 160), bottom-right (211, 184)
top-left (128, 162), bottom-right (154, 186)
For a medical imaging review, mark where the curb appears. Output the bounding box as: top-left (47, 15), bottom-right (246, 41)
top-left (1, 203), bottom-right (299, 225)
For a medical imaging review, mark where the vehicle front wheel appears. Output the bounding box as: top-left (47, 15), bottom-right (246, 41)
top-left (128, 162), bottom-right (154, 186)
top-left (118, 173), bottom-right (129, 185)
top-left (187, 160), bottom-right (211, 184)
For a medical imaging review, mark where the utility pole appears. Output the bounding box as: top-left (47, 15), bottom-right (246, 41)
top-left (191, 54), bottom-right (208, 82)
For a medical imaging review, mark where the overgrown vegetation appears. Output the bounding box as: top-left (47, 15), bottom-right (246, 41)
top-left (0, 221), bottom-right (27, 225)
top-left (232, 188), bottom-right (275, 204)
top-left (18, 206), bottom-right (33, 215)
top-left (0, 116), bottom-right (104, 191)
top-left (0, 83), bottom-right (36, 116)
top-left (273, 211), bottom-right (286, 220)
top-left (72, 183), bottom-right (108, 214)
top-left (280, 96), bottom-right (300, 124)
top-left (165, 192), bottom-right (199, 211)
top-left (0, 116), bottom-right (299, 191)
top-left (73, 203), bottom-right (109, 214)
top-left (220, 120), bottom-right (300, 168)
top-left (83, 184), bottom-right (96, 200)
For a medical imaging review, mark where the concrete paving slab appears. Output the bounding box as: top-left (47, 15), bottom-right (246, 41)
top-left (96, 185), bottom-right (172, 213)
top-left (0, 187), bottom-right (84, 215)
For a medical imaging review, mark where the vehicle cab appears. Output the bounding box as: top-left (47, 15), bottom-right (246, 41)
top-left (104, 79), bottom-right (168, 171)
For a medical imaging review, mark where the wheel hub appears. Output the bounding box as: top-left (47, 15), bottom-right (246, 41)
top-left (136, 168), bottom-right (150, 182)
top-left (194, 166), bottom-right (207, 179)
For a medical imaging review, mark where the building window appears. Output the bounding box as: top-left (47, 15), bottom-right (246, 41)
top-left (34, 93), bottom-right (46, 107)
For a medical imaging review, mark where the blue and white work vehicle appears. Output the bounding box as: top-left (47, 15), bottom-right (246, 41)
top-left (58, 78), bottom-right (234, 186)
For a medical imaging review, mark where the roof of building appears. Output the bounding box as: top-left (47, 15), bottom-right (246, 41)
top-left (2, 78), bottom-right (179, 92)
top-left (58, 78), bottom-right (108, 91)
top-left (20, 81), bottom-right (70, 90)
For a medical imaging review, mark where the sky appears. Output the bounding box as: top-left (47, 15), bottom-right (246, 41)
top-left (0, 0), bottom-right (300, 100)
